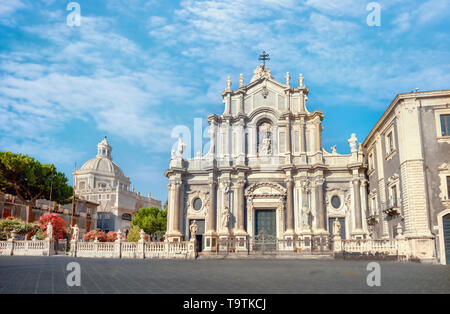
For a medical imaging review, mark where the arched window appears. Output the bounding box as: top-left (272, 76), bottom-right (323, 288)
top-left (122, 213), bottom-right (132, 221)
top-left (78, 181), bottom-right (86, 190)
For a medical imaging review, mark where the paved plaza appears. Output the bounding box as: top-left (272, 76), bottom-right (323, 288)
top-left (0, 256), bottom-right (448, 294)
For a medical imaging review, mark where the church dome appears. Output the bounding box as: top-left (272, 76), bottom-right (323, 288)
top-left (80, 157), bottom-right (125, 177)
top-left (79, 137), bottom-right (125, 178)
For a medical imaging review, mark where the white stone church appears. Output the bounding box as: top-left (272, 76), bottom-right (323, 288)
top-left (165, 65), bottom-right (368, 252)
top-left (74, 137), bottom-right (161, 233)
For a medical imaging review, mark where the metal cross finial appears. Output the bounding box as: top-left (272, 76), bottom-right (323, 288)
top-left (258, 51), bottom-right (270, 69)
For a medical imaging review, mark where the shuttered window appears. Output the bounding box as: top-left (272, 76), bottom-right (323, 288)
top-left (441, 114), bottom-right (450, 136)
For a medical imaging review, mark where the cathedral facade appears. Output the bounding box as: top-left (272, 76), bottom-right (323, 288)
top-left (165, 65), bottom-right (367, 252)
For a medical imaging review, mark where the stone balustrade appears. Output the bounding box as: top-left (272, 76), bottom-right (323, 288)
top-left (0, 239), bottom-right (55, 256)
top-left (333, 235), bottom-right (409, 258)
top-left (70, 240), bottom-right (196, 259)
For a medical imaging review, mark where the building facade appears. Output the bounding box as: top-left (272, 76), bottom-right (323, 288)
top-left (0, 191), bottom-right (98, 237)
top-left (165, 65), bottom-right (368, 252)
top-left (363, 90), bottom-right (450, 264)
top-left (73, 137), bottom-right (161, 233)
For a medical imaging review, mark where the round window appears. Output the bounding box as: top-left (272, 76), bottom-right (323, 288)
top-left (331, 195), bottom-right (341, 209)
top-left (193, 198), bottom-right (203, 211)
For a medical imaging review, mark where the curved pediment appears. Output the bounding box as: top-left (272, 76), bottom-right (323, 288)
top-left (245, 182), bottom-right (287, 197)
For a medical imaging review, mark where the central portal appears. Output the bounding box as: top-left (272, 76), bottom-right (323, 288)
top-left (255, 209), bottom-right (276, 236)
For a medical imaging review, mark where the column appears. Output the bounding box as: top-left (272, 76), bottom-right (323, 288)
top-left (315, 122), bottom-right (322, 152)
top-left (315, 180), bottom-right (325, 231)
top-left (204, 180), bottom-right (218, 252)
top-left (167, 181), bottom-right (182, 242)
top-left (352, 178), bottom-right (364, 237)
top-left (300, 120), bottom-right (306, 154)
top-left (207, 181), bottom-right (217, 233)
top-left (235, 178), bottom-right (247, 252)
top-left (236, 179), bottom-right (246, 233)
top-left (285, 118), bottom-right (292, 154)
top-left (285, 178), bottom-right (295, 235)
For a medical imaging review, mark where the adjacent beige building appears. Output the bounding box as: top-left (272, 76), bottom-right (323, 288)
top-left (363, 90), bottom-right (450, 264)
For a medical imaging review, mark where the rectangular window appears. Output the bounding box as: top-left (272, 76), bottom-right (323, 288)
top-left (447, 176), bottom-right (450, 199)
top-left (441, 114), bottom-right (450, 136)
top-left (391, 185), bottom-right (397, 207)
top-left (370, 197), bottom-right (376, 215)
top-left (387, 132), bottom-right (394, 153)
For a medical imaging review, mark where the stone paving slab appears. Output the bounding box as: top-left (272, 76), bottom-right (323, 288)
top-left (0, 256), bottom-right (448, 294)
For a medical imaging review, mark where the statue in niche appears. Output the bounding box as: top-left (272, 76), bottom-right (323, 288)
top-left (258, 122), bottom-right (272, 156)
top-left (302, 208), bottom-right (311, 228)
top-left (221, 207), bottom-right (230, 230)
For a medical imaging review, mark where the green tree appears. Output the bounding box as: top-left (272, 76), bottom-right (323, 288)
top-left (127, 225), bottom-right (141, 242)
top-left (131, 206), bottom-right (167, 237)
top-left (0, 151), bottom-right (73, 222)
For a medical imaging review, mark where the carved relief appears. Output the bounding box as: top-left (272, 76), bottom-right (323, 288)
top-left (245, 182), bottom-right (287, 198)
top-left (326, 187), bottom-right (347, 217)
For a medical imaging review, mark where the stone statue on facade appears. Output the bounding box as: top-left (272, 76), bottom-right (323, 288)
top-left (331, 145), bottom-right (337, 154)
top-left (189, 220), bottom-right (198, 240)
top-left (395, 223), bottom-right (404, 238)
top-left (46, 222), bottom-right (53, 239)
top-left (176, 137), bottom-right (186, 158)
top-left (333, 218), bottom-right (341, 237)
top-left (221, 207), bottom-right (230, 231)
top-left (260, 137), bottom-right (271, 156)
top-left (302, 208), bottom-right (311, 229)
top-left (258, 123), bottom-right (272, 156)
top-left (348, 133), bottom-right (358, 153)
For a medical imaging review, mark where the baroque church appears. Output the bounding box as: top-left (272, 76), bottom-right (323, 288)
top-left (73, 137), bottom-right (161, 233)
top-left (165, 64), bottom-right (368, 252)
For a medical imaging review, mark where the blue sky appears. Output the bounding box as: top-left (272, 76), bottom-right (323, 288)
top-left (1, 0), bottom-right (449, 203)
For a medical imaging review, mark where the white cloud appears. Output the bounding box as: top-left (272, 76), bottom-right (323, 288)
top-left (392, 0), bottom-right (450, 33)
top-left (0, 15), bottom-right (195, 159)
top-left (305, 0), bottom-right (366, 17)
top-left (0, 0), bottom-right (26, 25)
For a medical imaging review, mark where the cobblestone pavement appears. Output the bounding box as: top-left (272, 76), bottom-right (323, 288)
top-left (0, 256), bottom-right (448, 294)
